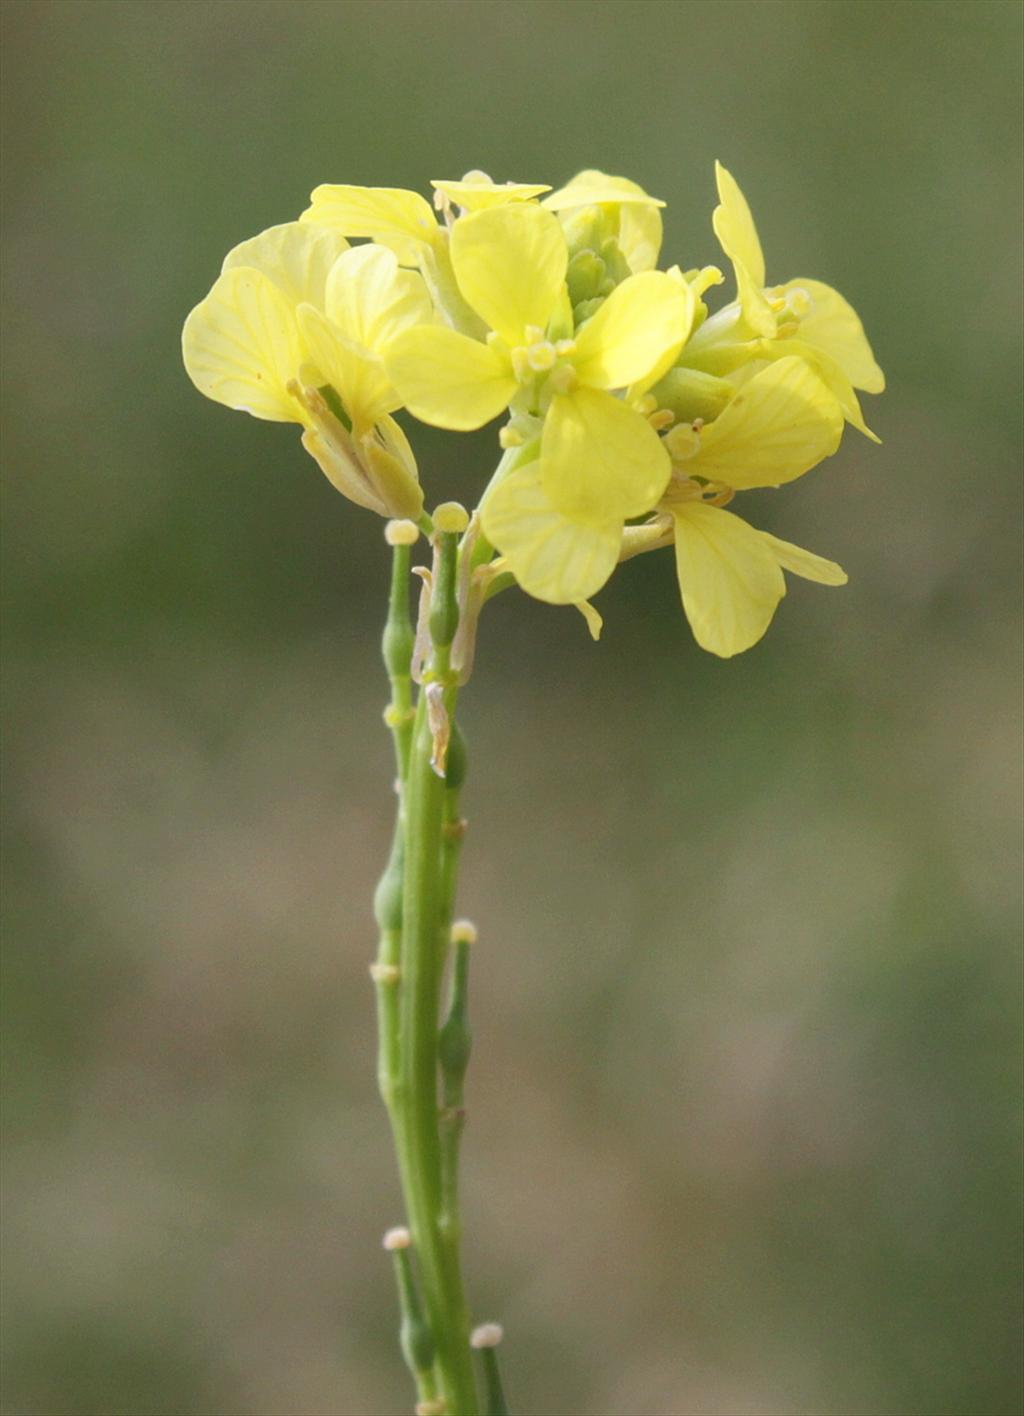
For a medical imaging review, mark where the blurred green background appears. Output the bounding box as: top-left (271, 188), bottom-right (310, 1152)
top-left (2, 2), bottom-right (1021, 1413)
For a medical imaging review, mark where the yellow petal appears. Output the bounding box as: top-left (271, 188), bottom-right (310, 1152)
top-left (672, 501), bottom-right (786, 657)
top-left (301, 185), bottom-right (438, 265)
top-left (781, 278), bottom-right (884, 393)
top-left (182, 267), bottom-right (302, 422)
top-left (481, 461), bottom-right (620, 603)
top-left (324, 244), bottom-right (434, 354)
top-left (759, 531), bottom-right (847, 585)
top-left (712, 162), bottom-right (765, 286)
top-left (686, 356), bottom-right (844, 489)
top-left (574, 600), bottom-right (604, 640)
top-left (449, 203), bottom-right (567, 345)
top-left (764, 338), bottom-right (881, 441)
top-left (385, 325), bottom-right (516, 430)
top-left (712, 162), bottom-right (776, 338)
top-left (543, 170), bottom-right (666, 211)
top-left (572, 271), bottom-right (694, 390)
top-left (618, 202), bottom-right (664, 273)
top-left (542, 386), bottom-right (670, 522)
top-left (297, 303), bottom-right (392, 428)
top-left (431, 178), bottom-right (551, 210)
top-left (222, 222), bottom-right (349, 311)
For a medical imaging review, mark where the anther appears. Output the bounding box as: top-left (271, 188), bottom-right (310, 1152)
top-left (647, 408), bottom-right (675, 431)
top-left (451, 919), bottom-right (477, 945)
top-left (369, 963), bottom-right (401, 985)
top-left (499, 425), bottom-right (524, 449)
top-left (470, 1322), bottom-right (504, 1349)
top-left (382, 1226), bottom-right (411, 1251)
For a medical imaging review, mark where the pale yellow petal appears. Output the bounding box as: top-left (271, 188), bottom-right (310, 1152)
top-left (759, 531), bottom-right (847, 585)
top-left (672, 501), bottom-right (786, 657)
top-left (385, 325), bottom-right (516, 430)
top-left (764, 338), bottom-right (881, 441)
top-left (481, 461), bottom-right (620, 604)
top-left (542, 386), bottom-right (670, 522)
top-left (574, 600), bottom-right (604, 640)
top-left (712, 163), bottom-right (776, 338)
top-left (713, 162), bottom-right (766, 287)
top-left (543, 170), bottom-right (666, 211)
top-left (324, 244), bottom-right (434, 354)
top-left (301, 185), bottom-right (439, 265)
top-left (686, 356), bottom-right (843, 489)
top-left (449, 204), bottom-right (567, 345)
top-left (297, 303), bottom-right (393, 428)
top-left (182, 267), bottom-right (302, 422)
top-left (572, 271), bottom-right (694, 390)
top-left (431, 178), bottom-right (551, 210)
top-left (781, 278), bottom-right (884, 393)
top-left (618, 202), bottom-right (664, 273)
top-left (222, 222), bottom-right (350, 311)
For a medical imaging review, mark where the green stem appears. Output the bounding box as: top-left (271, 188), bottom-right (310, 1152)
top-left (397, 685), bottom-right (478, 1414)
top-left (477, 1343), bottom-right (509, 1416)
top-left (376, 521), bottom-right (478, 1415)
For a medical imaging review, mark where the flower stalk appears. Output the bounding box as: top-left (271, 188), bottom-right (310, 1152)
top-left (377, 513), bottom-right (479, 1415)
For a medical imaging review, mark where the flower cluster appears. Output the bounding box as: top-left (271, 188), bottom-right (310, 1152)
top-left (183, 165), bottom-right (883, 656)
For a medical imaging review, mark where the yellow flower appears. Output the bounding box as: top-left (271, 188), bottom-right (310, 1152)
top-left (684, 162), bottom-right (885, 439)
top-left (543, 169), bottom-right (666, 274)
top-left (670, 499), bottom-right (847, 658)
top-left (431, 172), bottom-right (551, 213)
top-left (386, 202), bottom-right (693, 526)
top-left (301, 184), bottom-right (442, 266)
top-left (182, 222), bottom-right (431, 518)
top-left (660, 356), bottom-right (848, 656)
top-left (301, 180), bottom-right (482, 338)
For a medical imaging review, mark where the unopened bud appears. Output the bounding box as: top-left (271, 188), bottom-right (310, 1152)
top-left (383, 1226), bottom-right (411, 1251)
top-left (433, 502), bottom-right (469, 535)
top-left (385, 519), bottom-right (420, 547)
top-left (415, 1402), bottom-right (446, 1416)
top-left (451, 919), bottom-right (477, 945)
top-left (471, 1322), bottom-right (504, 1349)
top-left (664, 423), bottom-right (702, 462)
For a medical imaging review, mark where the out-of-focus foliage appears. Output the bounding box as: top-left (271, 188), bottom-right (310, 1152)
top-left (2, 3), bottom-right (1021, 1414)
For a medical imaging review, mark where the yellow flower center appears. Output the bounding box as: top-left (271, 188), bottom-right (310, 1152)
top-left (510, 329), bottom-right (579, 392)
